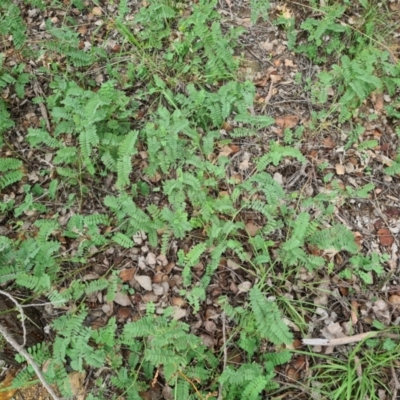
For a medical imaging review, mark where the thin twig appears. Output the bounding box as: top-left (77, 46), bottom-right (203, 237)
top-left (303, 331), bottom-right (400, 347)
top-left (20, 301), bottom-right (64, 308)
top-left (391, 364), bottom-right (400, 400)
top-left (178, 371), bottom-right (204, 400)
top-left (0, 290), bottom-right (27, 347)
top-left (218, 312), bottom-right (227, 400)
top-left (0, 324), bottom-right (61, 400)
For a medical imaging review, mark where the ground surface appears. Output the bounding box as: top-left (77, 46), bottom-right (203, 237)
top-left (1, 0), bottom-right (400, 399)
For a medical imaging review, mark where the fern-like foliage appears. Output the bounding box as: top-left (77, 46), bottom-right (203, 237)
top-left (0, 157), bottom-right (23, 190)
top-left (122, 306), bottom-right (217, 383)
top-left (309, 223), bottom-right (359, 253)
top-left (116, 130), bottom-right (139, 189)
top-left (249, 287), bottom-right (293, 345)
top-left (250, 0), bottom-right (270, 25)
top-left (0, 2), bottom-right (27, 49)
top-left (257, 141), bottom-right (306, 171)
top-left (332, 51), bottom-right (382, 122)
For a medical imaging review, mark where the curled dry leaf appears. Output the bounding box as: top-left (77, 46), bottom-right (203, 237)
top-left (68, 371), bottom-right (86, 400)
top-left (135, 275), bottom-right (153, 291)
top-left (276, 4), bottom-right (293, 19)
top-left (114, 292), bottom-right (131, 306)
top-left (275, 115), bottom-right (299, 129)
top-left (117, 307), bottom-right (132, 321)
top-left (323, 136), bottom-right (336, 149)
top-left (335, 164), bottom-right (345, 175)
top-left (237, 281), bottom-right (252, 294)
top-left (145, 252), bottom-right (156, 266)
top-left (227, 259), bottom-right (241, 270)
top-left (200, 333), bottom-right (215, 348)
top-left (273, 172), bottom-right (284, 185)
top-left (350, 299), bottom-right (359, 325)
top-left (162, 385), bottom-right (173, 400)
top-left (152, 284), bottom-right (164, 296)
top-left (102, 302), bottom-right (113, 316)
top-left (389, 295), bottom-right (400, 305)
top-left (142, 292), bottom-right (158, 303)
top-left (171, 297), bottom-right (185, 307)
top-left (377, 227), bottom-right (394, 246)
top-left (156, 254), bottom-right (168, 266)
top-left (245, 221), bottom-right (261, 237)
top-left (204, 320), bottom-right (217, 334)
top-left (92, 6), bottom-right (102, 16)
top-left (172, 307), bottom-right (187, 320)
top-left (218, 145), bottom-right (233, 158)
top-left (83, 273), bottom-right (99, 281)
top-left (119, 268), bottom-right (136, 282)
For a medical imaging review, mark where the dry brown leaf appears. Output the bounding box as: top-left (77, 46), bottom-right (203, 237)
top-left (284, 59), bottom-right (294, 67)
top-left (145, 252), bottom-right (156, 266)
top-left (153, 272), bottom-right (166, 283)
top-left (221, 121), bottom-right (233, 132)
top-left (162, 386), bottom-right (173, 400)
top-left (323, 136), bottom-right (336, 149)
top-left (0, 369), bottom-right (18, 400)
top-left (156, 254), bottom-right (168, 266)
top-left (351, 299), bottom-right (359, 325)
top-left (227, 259), bottom-right (241, 270)
top-left (149, 172), bottom-right (161, 182)
top-left (335, 164), bottom-right (345, 175)
top-left (142, 292), bottom-right (158, 303)
top-left (377, 227), bottom-right (394, 246)
top-left (204, 320), bottom-right (217, 333)
top-left (237, 281), bottom-right (252, 294)
top-left (92, 6), bottom-right (102, 16)
top-left (229, 144), bottom-right (241, 154)
top-left (353, 231), bottom-right (363, 249)
top-left (386, 206), bottom-right (400, 217)
top-left (135, 275), bottom-right (153, 291)
top-left (171, 297), bottom-right (185, 307)
top-left (275, 115), bottom-right (299, 129)
top-left (260, 41), bottom-right (274, 52)
top-left (200, 333), bottom-right (215, 348)
top-left (119, 268), bottom-right (136, 282)
top-left (345, 162), bottom-right (355, 173)
top-left (231, 173), bottom-right (242, 184)
top-left (114, 292), bottom-right (132, 306)
top-left (276, 5), bottom-right (293, 19)
top-left (78, 26), bottom-right (87, 35)
top-left (68, 371), bottom-right (86, 400)
top-left (234, 17), bottom-right (252, 28)
top-left (218, 145), bottom-right (233, 158)
top-left (83, 273), bottom-right (99, 281)
top-left (239, 152), bottom-right (251, 170)
top-left (102, 302), bottom-right (113, 316)
top-left (286, 367), bottom-right (300, 381)
top-left (172, 306), bottom-right (186, 320)
top-left (389, 295), bottom-right (400, 305)
top-left (245, 221), bottom-right (261, 237)
top-left (373, 92), bottom-right (384, 112)
top-left (152, 284), bottom-right (164, 296)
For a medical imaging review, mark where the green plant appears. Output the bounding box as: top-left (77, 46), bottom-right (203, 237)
top-left (300, 335), bottom-right (400, 400)
top-left (1, 0), bottom-right (399, 398)
top-left (340, 253), bottom-right (388, 284)
top-left (0, 158), bottom-right (23, 191)
top-left (0, 1), bottom-right (27, 49)
top-left (279, 1), bottom-right (400, 124)
top-left (217, 288), bottom-right (293, 399)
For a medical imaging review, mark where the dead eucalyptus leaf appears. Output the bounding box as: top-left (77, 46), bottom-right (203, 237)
top-left (135, 275), bottom-right (153, 291)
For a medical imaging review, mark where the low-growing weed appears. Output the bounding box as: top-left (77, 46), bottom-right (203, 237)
top-left (0, 0), bottom-right (399, 398)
